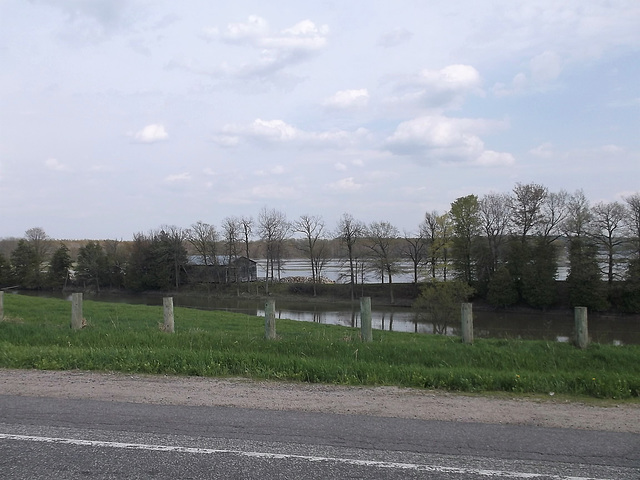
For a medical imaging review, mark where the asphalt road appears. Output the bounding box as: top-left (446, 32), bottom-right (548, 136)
top-left (0, 394), bottom-right (638, 479)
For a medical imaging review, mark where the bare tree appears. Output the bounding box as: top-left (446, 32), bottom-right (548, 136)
top-left (239, 216), bottom-right (254, 259)
top-left (539, 189), bottom-right (568, 243)
top-left (222, 217), bottom-right (242, 284)
top-left (257, 207), bottom-right (289, 293)
top-left (478, 192), bottom-right (511, 275)
top-left (159, 225), bottom-right (188, 289)
top-left (402, 229), bottom-right (427, 284)
top-left (366, 221), bottom-right (400, 303)
top-left (420, 211), bottom-right (452, 280)
top-left (187, 221), bottom-right (219, 267)
top-left (624, 193), bottom-right (640, 259)
top-left (509, 182), bottom-right (548, 241)
top-left (335, 213), bottom-right (365, 301)
top-left (590, 201), bottom-right (628, 285)
top-left (293, 214), bottom-right (326, 296)
top-left (564, 189), bottom-right (592, 238)
top-left (25, 227), bottom-right (51, 288)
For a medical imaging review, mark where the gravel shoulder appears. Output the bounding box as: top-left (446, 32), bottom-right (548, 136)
top-left (1, 368), bottom-right (638, 433)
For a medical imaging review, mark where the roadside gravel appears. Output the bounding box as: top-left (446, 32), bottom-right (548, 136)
top-left (1, 368), bottom-right (638, 433)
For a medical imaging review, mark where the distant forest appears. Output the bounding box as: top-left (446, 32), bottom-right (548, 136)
top-left (1, 182), bottom-right (639, 313)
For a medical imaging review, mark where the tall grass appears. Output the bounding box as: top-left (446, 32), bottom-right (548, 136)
top-left (1, 294), bottom-right (639, 399)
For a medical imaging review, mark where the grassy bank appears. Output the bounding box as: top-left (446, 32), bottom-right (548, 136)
top-left (1, 294), bottom-right (639, 400)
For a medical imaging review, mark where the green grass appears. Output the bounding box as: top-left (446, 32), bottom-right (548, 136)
top-left (1, 294), bottom-right (639, 400)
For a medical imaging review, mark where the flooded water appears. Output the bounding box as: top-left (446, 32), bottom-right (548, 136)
top-left (14, 290), bottom-right (640, 345)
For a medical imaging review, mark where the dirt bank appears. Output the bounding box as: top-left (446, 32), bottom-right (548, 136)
top-left (1, 369), bottom-right (638, 433)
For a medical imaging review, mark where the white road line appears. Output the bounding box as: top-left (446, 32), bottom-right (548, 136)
top-left (0, 433), bottom-right (602, 479)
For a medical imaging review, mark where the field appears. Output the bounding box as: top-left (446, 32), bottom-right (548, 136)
top-left (1, 294), bottom-right (639, 399)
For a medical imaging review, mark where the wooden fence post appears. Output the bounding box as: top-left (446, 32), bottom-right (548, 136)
top-left (71, 293), bottom-right (83, 330)
top-left (265, 299), bottom-right (276, 340)
top-left (575, 306), bottom-right (589, 349)
top-left (163, 297), bottom-right (175, 333)
top-left (360, 297), bottom-right (372, 342)
top-left (461, 302), bottom-right (473, 345)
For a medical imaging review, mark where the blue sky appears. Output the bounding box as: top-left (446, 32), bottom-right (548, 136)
top-left (1, 0), bottom-right (639, 240)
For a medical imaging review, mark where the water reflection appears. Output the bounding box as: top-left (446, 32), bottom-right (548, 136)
top-left (13, 290), bottom-right (640, 345)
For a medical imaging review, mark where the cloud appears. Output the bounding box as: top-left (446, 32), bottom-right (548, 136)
top-left (377, 28), bottom-right (413, 48)
top-left (493, 51), bottom-right (563, 96)
top-left (323, 89), bottom-right (369, 109)
top-left (328, 177), bottom-right (362, 192)
top-left (387, 64), bottom-right (482, 110)
top-left (45, 158), bottom-right (71, 171)
top-left (165, 172), bottom-right (191, 182)
top-left (386, 115), bottom-right (513, 166)
top-left (214, 119), bottom-right (370, 148)
top-left (133, 124), bottom-right (168, 143)
top-left (200, 16), bottom-right (329, 81)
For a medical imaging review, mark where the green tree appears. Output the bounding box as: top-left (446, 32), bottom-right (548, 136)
top-left (47, 243), bottom-right (72, 289)
top-left (10, 240), bottom-right (38, 288)
top-left (521, 239), bottom-right (558, 309)
top-left (449, 194), bottom-right (481, 285)
top-left (413, 280), bottom-right (474, 333)
top-left (76, 241), bottom-right (108, 291)
top-left (566, 237), bottom-right (608, 311)
top-left (0, 253), bottom-right (12, 287)
top-left (486, 265), bottom-right (518, 307)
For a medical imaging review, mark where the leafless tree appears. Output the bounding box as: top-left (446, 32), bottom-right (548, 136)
top-left (590, 201), bottom-right (627, 285)
top-left (293, 214), bottom-right (327, 296)
top-left (258, 207), bottom-right (289, 292)
top-left (402, 229), bottom-right (427, 284)
top-left (564, 189), bottom-right (592, 238)
top-left (478, 192), bottom-right (511, 274)
top-left (624, 193), bottom-right (640, 259)
top-left (509, 182), bottom-right (548, 241)
top-left (366, 221), bottom-right (400, 303)
top-left (539, 189), bottom-right (568, 243)
top-left (335, 213), bottom-right (365, 301)
top-left (222, 216), bottom-right (242, 284)
top-left (187, 221), bottom-right (218, 266)
top-left (420, 211), bottom-right (452, 280)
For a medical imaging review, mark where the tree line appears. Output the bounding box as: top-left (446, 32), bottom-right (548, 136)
top-left (1, 183), bottom-right (639, 312)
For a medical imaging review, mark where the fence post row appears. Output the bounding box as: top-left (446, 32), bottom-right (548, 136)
top-left (71, 292), bottom-right (83, 330)
top-left (574, 306), bottom-right (589, 349)
top-left (360, 297), bottom-right (372, 342)
top-left (265, 299), bottom-right (276, 340)
top-left (461, 302), bottom-right (473, 345)
top-left (163, 297), bottom-right (175, 333)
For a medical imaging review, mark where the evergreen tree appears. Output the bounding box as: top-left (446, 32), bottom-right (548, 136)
top-left (0, 253), bottom-right (12, 287)
top-left (521, 239), bottom-right (558, 309)
top-left (486, 265), bottom-right (518, 307)
top-left (47, 243), bottom-right (72, 289)
top-left (76, 241), bottom-right (109, 291)
top-left (566, 237), bottom-right (608, 311)
top-left (10, 240), bottom-right (39, 289)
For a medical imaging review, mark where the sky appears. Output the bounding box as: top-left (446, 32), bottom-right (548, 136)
top-left (1, 0), bottom-right (639, 241)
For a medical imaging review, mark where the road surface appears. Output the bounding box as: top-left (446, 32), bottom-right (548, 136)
top-left (1, 394), bottom-right (638, 479)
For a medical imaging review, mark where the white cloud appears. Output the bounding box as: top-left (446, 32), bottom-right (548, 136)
top-left (45, 158), bottom-right (70, 171)
top-left (334, 162), bottom-right (347, 171)
top-left (251, 183), bottom-right (298, 199)
top-left (377, 28), bottom-right (413, 48)
top-left (215, 119), bottom-right (370, 148)
top-left (323, 89), bottom-right (369, 109)
top-left (387, 64), bottom-right (482, 110)
top-left (529, 142), bottom-right (555, 158)
top-left (493, 51), bottom-right (563, 96)
top-left (165, 172), bottom-right (191, 182)
top-left (328, 177), bottom-right (362, 191)
top-left (134, 124), bottom-right (168, 143)
top-left (200, 16), bottom-right (329, 81)
top-left (386, 115), bottom-right (512, 166)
